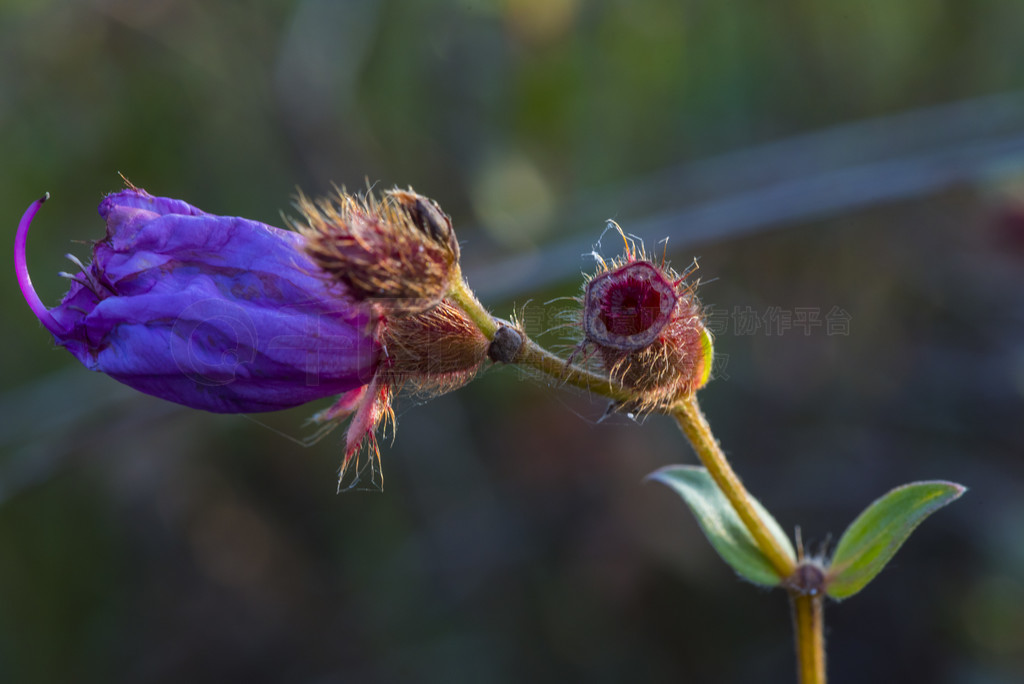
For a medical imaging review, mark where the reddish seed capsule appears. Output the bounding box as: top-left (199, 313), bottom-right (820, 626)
top-left (583, 261), bottom-right (679, 350)
top-left (579, 230), bottom-right (713, 411)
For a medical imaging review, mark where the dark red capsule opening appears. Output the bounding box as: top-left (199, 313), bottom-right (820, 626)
top-left (583, 261), bottom-right (678, 351)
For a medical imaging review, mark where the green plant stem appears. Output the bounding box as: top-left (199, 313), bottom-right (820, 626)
top-left (514, 337), bottom-right (636, 402)
top-left (670, 394), bottom-right (797, 579)
top-left (448, 275), bottom-right (634, 403)
top-left (449, 270), bottom-right (500, 338)
top-left (452, 275), bottom-right (791, 577)
top-left (450, 275), bottom-right (822, 683)
top-left (791, 594), bottom-right (826, 684)
top-left (672, 395), bottom-right (824, 683)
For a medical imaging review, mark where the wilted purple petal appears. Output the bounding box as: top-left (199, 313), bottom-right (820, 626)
top-left (16, 188), bottom-right (382, 413)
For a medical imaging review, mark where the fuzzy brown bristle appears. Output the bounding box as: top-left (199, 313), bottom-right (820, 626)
top-left (294, 188), bottom-right (459, 314)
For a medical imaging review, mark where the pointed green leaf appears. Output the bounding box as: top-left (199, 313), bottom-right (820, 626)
top-left (648, 465), bottom-right (796, 587)
top-left (826, 480), bottom-right (966, 599)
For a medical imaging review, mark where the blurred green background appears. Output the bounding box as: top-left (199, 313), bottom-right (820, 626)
top-left (3, 1), bottom-right (1024, 682)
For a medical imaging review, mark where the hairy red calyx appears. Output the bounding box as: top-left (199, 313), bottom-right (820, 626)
top-left (379, 298), bottom-right (489, 393)
top-left (319, 299), bottom-right (489, 490)
top-left (296, 188), bottom-right (490, 489)
top-left (579, 230), bottom-right (713, 412)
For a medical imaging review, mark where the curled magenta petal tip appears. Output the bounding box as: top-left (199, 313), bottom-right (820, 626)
top-left (15, 194), bottom-right (65, 337)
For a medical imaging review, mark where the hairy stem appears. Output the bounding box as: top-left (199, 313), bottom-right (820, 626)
top-left (454, 277), bottom-right (790, 576)
top-left (451, 275), bottom-right (821, 682)
top-left (791, 594), bottom-right (826, 684)
top-left (670, 394), bottom-right (797, 579)
top-left (448, 270), bottom-right (500, 338)
top-left (448, 275), bottom-right (634, 403)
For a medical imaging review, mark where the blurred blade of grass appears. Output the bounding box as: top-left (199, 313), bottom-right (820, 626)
top-left (0, 367), bottom-right (178, 505)
top-left (464, 91), bottom-right (1024, 303)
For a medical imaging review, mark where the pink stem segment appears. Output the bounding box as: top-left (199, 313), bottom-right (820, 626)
top-left (15, 194), bottom-right (65, 336)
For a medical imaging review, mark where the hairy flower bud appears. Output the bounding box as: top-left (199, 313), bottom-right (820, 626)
top-left (580, 230), bottom-right (713, 411)
top-left (295, 187), bottom-right (460, 314)
top-left (16, 185), bottom-right (492, 490)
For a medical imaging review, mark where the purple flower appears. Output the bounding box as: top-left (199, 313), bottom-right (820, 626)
top-left (15, 188), bottom-right (382, 413)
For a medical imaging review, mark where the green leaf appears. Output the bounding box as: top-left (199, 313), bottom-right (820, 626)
top-left (648, 465), bottom-right (796, 587)
top-left (826, 480), bottom-right (966, 599)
